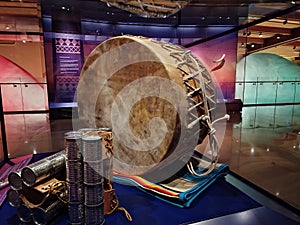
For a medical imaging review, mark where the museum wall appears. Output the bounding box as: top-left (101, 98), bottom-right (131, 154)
top-left (189, 33), bottom-right (238, 100)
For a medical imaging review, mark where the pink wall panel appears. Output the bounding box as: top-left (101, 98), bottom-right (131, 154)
top-left (0, 55), bottom-right (48, 111)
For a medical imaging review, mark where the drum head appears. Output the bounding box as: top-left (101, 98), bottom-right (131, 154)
top-left (77, 35), bottom-right (215, 181)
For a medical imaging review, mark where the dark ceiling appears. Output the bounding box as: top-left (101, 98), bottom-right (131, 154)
top-left (1, 0), bottom-right (300, 60)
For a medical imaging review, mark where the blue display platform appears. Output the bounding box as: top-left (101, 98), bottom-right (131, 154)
top-left (0, 153), bottom-right (299, 225)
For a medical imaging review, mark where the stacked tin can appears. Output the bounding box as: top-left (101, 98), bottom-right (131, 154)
top-left (21, 151), bottom-right (66, 187)
top-left (65, 131), bottom-right (85, 225)
top-left (6, 151), bottom-right (67, 224)
top-left (81, 129), bottom-right (105, 225)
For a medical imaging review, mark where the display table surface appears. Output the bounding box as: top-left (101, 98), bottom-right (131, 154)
top-left (0, 153), bottom-right (299, 225)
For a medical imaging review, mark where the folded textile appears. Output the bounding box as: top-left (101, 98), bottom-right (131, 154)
top-left (113, 154), bottom-right (229, 208)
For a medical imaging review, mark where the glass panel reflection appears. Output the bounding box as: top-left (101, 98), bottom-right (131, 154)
top-left (295, 82), bottom-right (300, 103)
top-left (292, 105), bottom-right (300, 125)
top-left (235, 82), bottom-right (244, 103)
top-left (0, 122), bottom-right (3, 161)
top-left (274, 105), bottom-right (293, 127)
top-left (276, 82), bottom-right (295, 104)
top-left (1, 84), bottom-right (23, 112)
top-left (4, 114), bottom-right (52, 158)
top-left (243, 82), bottom-right (257, 104)
top-left (255, 106), bottom-right (275, 128)
top-left (241, 107), bottom-right (256, 128)
top-left (257, 82), bottom-right (276, 104)
top-left (1, 83), bottom-right (48, 112)
top-left (21, 83), bottom-right (48, 111)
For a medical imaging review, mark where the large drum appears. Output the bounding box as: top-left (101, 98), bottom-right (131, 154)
top-left (76, 35), bottom-right (217, 182)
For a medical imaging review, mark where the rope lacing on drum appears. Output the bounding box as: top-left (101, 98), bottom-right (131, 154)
top-left (188, 102), bottom-right (204, 112)
top-left (153, 39), bottom-right (220, 177)
top-left (187, 88), bottom-right (202, 98)
top-left (137, 0), bottom-right (145, 10)
top-left (187, 115), bottom-right (209, 129)
top-left (187, 161), bottom-right (216, 177)
top-left (208, 128), bottom-right (216, 135)
top-left (212, 114), bottom-right (230, 125)
top-left (184, 81), bottom-right (197, 90)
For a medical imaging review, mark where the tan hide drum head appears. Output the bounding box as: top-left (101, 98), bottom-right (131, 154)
top-left (76, 35), bottom-right (216, 182)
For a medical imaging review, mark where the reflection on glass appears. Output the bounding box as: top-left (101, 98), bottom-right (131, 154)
top-left (275, 105), bottom-right (293, 127)
top-left (0, 123), bottom-right (3, 161)
top-left (241, 107), bottom-right (256, 128)
top-left (243, 83), bottom-right (257, 104)
top-left (255, 106), bottom-right (275, 127)
top-left (1, 84), bottom-right (22, 112)
top-left (292, 105), bottom-right (300, 124)
top-left (295, 82), bottom-right (300, 103)
top-left (4, 114), bottom-right (52, 158)
top-left (242, 105), bottom-right (299, 128)
top-left (257, 82), bottom-right (276, 104)
top-left (1, 84), bottom-right (48, 112)
top-left (20, 84), bottom-right (48, 111)
top-left (276, 82), bottom-right (295, 104)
